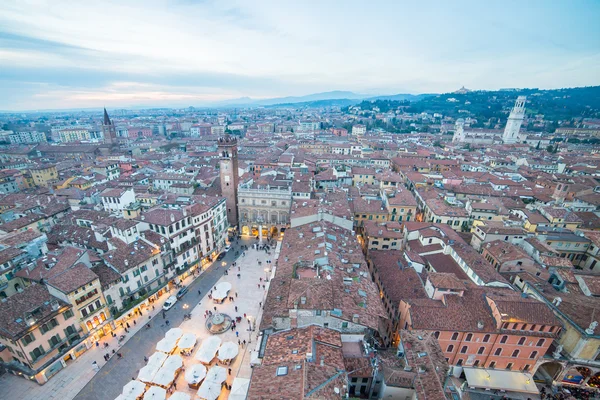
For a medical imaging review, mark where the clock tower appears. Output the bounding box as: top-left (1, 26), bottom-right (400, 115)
top-left (218, 136), bottom-right (239, 228)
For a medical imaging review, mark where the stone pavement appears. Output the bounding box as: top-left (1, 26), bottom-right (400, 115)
top-left (166, 239), bottom-right (279, 400)
top-left (0, 245), bottom-right (242, 400)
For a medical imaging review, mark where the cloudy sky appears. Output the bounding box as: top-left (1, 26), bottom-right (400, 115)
top-left (1, 0), bottom-right (599, 110)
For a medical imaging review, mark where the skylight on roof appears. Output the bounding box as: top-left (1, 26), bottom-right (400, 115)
top-left (276, 366), bottom-right (288, 376)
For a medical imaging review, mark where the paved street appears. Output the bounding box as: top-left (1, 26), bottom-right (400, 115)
top-left (74, 241), bottom-right (247, 400)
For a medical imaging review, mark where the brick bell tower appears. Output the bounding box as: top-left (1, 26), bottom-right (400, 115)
top-left (218, 135), bottom-right (239, 228)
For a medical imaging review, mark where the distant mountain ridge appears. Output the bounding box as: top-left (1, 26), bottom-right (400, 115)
top-left (213, 91), bottom-right (434, 107)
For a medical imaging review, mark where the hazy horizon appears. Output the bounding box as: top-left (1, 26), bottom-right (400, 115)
top-left (1, 0), bottom-right (599, 111)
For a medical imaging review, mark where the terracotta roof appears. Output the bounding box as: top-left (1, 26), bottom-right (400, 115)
top-left (0, 284), bottom-right (70, 340)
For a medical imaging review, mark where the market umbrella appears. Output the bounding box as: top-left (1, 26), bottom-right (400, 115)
top-left (177, 333), bottom-right (196, 350)
top-left (212, 282), bottom-right (232, 300)
top-left (122, 380), bottom-right (146, 398)
top-left (184, 363), bottom-right (207, 385)
top-left (142, 386), bottom-right (166, 400)
top-left (168, 393), bottom-right (190, 400)
top-left (217, 341), bottom-right (239, 362)
top-left (229, 377), bottom-right (250, 400)
top-left (197, 366), bottom-right (227, 400)
top-left (165, 327), bottom-right (183, 340)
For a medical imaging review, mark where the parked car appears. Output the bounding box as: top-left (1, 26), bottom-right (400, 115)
top-left (162, 295), bottom-right (178, 311)
top-left (225, 244), bottom-right (231, 252)
top-left (176, 286), bottom-right (188, 299)
top-left (217, 252), bottom-right (226, 261)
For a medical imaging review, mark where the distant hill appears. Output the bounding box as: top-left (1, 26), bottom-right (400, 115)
top-left (211, 91), bottom-right (429, 107)
top-left (352, 86), bottom-right (600, 123)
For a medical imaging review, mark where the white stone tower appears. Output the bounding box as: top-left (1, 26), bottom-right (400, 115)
top-left (452, 119), bottom-right (465, 143)
top-left (502, 96), bottom-right (526, 144)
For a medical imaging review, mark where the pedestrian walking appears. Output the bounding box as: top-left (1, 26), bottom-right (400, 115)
top-left (162, 312), bottom-right (166, 319)
top-left (235, 306), bottom-right (238, 312)
top-left (92, 361), bottom-right (100, 371)
top-left (166, 320), bottom-right (170, 326)
top-left (125, 327), bottom-right (129, 333)
top-left (259, 277), bottom-right (262, 282)
top-left (238, 339), bottom-right (241, 345)
top-left (257, 284), bottom-right (260, 289)
top-left (235, 292), bottom-right (238, 297)
top-left (126, 322), bottom-right (130, 329)
top-left (243, 340), bottom-right (246, 346)
top-left (263, 284), bottom-right (265, 289)
top-left (173, 382), bottom-right (177, 390)
top-left (237, 274), bottom-right (241, 278)
top-left (214, 306), bottom-right (217, 311)
top-left (152, 305), bottom-right (155, 310)
top-left (244, 313), bottom-right (247, 318)
top-left (95, 341), bottom-right (99, 347)
top-left (133, 320), bottom-right (136, 326)
top-left (228, 368), bottom-right (232, 375)
top-left (236, 331), bottom-right (239, 337)
top-left (259, 301), bottom-right (262, 307)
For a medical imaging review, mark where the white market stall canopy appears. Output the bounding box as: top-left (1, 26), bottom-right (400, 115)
top-left (184, 363), bottom-right (207, 385)
top-left (212, 282), bottom-right (232, 300)
top-left (463, 367), bottom-right (539, 394)
top-left (195, 335), bottom-right (222, 364)
top-left (229, 377), bottom-right (250, 400)
top-left (121, 380), bottom-right (146, 399)
top-left (142, 385), bottom-right (166, 400)
top-left (168, 393), bottom-right (191, 400)
top-left (165, 328), bottom-right (183, 341)
top-left (177, 333), bottom-right (197, 350)
top-left (197, 366), bottom-right (227, 400)
top-left (156, 336), bottom-right (178, 354)
top-left (138, 352), bottom-right (168, 383)
top-left (217, 341), bottom-right (239, 362)
top-left (151, 355), bottom-right (183, 387)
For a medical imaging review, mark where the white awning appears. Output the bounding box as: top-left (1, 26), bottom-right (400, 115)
top-left (165, 328), bottom-right (183, 340)
top-left (151, 355), bottom-right (183, 387)
top-left (195, 335), bottom-right (222, 364)
top-left (197, 366), bottom-right (227, 400)
top-left (168, 393), bottom-right (190, 400)
top-left (122, 380), bottom-right (146, 398)
top-left (177, 333), bottom-right (197, 350)
top-left (138, 352), bottom-right (168, 383)
top-left (142, 386), bottom-right (166, 400)
top-left (156, 336), bottom-right (178, 354)
top-left (463, 367), bottom-right (539, 394)
top-left (217, 341), bottom-right (239, 361)
top-left (184, 364), bottom-right (207, 385)
top-left (229, 377), bottom-right (250, 400)
top-left (212, 282), bottom-right (232, 300)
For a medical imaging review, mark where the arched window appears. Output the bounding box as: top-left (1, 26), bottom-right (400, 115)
top-left (465, 333), bottom-right (473, 342)
top-left (518, 337), bottom-right (526, 345)
top-left (433, 331), bottom-right (440, 339)
top-left (494, 348), bottom-right (502, 356)
top-left (477, 347), bottom-right (485, 355)
top-left (66, 325), bottom-right (75, 335)
top-left (530, 351), bottom-right (538, 359)
top-left (483, 334), bottom-right (490, 343)
top-left (100, 312), bottom-right (106, 322)
top-left (536, 338), bottom-right (545, 347)
top-left (512, 349), bottom-right (520, 357)
top-left (446, 345), bottom-right (454, 352)
top-left (460, 346), bottom-right (468, 354)
top-left (86, 321), bottom-right (93, 331)
top-left (500, 335), bottom-right (508, 344)
top-left (451, 332), bottom-right (459, 340)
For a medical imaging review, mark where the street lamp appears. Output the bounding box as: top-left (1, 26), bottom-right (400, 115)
top-left (182, 304), bottom-right (189, 310)
top-left (264, 267), bottom-right (270, 282)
